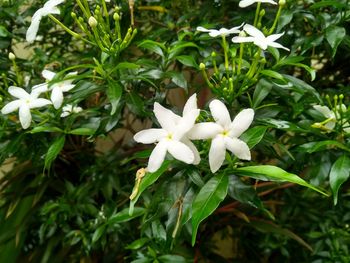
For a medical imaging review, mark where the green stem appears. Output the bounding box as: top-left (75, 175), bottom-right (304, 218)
top-left (221, 35), bottom-right (229, 72)
top-left (76, 0), bottom-right (90, 19)
top-left (269, 5), bottom-right (283, 34)
top-left (200, 68), bottom-right (214, 89)
top-left (253, 2), bottom-right (261, 27)
top-left (237, 43), bottom-right (244, 75)
top-left (102, 0), bottom-right (110, 31)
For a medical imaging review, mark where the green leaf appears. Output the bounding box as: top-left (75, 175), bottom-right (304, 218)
top-left (330, 155), bottom-right (350, 205)
top-left (191, 173), bottom-right (229, 246)
top-left (44, 135), bottom-right (65, 170)
top-left (252, 79), bottom-right (273, 108)
top-left (30, 126), bottom-right (63, 134)
top-left (283, 74), bottom-right (321, 101)
top-left (0, 25), bottom-right (11, 37)
top-left (165, 71), bottom-right (187, 89)
top-left (240, 126), bottom-right (267, 149)
top-left (108, 207), bottom-right (145, 224)
top-left (158, 255), bottom-right (186, 263)
top-left (138, 40), bottom-right (165, 57)
top-left (69, 128), bottom-right (95, 136)
top-left (114, 62), bottom-right (140, 70)
top-left (260, 70), bottom-right (284, 80)
top-left (176, 55), bottom-right (198, 69)
top-left (236, 166), bottom-right (328, 196)
top-left (92, 225), bottom-right (106, 243)
top-left (310, 1), bottom-right (347, 9)
top-left (129, 161), bottom-right (170, 215)
top-left (107, 82), bottom-right (123, 115)
top-left (326, 25), bottom-right (346, 58)
top-left (297, 140), bottom-right (350, 154)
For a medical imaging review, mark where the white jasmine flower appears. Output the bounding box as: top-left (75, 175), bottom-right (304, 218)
top-left (1, 86), bottom-right (52, 129)
top-left (239, 0), bottom-right (277, 8)
top-left (26, 0), bottom-right (65, 43)
top-left (196, 24), bottom-right (243, 38)
top-left (60, 104), bottom-right (83, 117)
top-left (232, 24), bottom-right (290, 51)
top-left (134, 94), bottom-right (200, 173)
top-left (313, 104), bottom-right (350, 133)
top-left (33, 69), bottom-right (77, 109)
top-left (189, 100), bottom-right (254, 173)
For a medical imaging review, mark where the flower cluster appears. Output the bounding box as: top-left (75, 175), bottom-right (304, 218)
top-left (134, 94), bottom-right (254, 173)
top-left (1, 69), bottom-right (80, 129)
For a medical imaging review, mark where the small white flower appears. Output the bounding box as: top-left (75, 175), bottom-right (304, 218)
top-left (26, 0), bottom-right (65, 43)
top-left (239, 0), bottom-right (277, 8)
top-left (232, 24), bottom-right (290, 51)
top-left (33, 69), bottom-right (77, 109)
top-left (60, 104), bottom-right (83, 117)
top-left (134, 94), bottom-right (200, 173)
top-left (313, 104), bottom-right (350, 133)
top-left (189, 100), bottom-right (254, 173)
top-left (196, 24), bottom-right (243, 38)
top-left (1, 86), bottom-right (52, 129)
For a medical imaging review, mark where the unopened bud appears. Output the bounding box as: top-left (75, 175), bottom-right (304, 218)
top-left (88, 16), bottom-right (98, 27)
top-left (113, 13), bottom-right (120, 20)
top-left (339, 94), bottom-right (344, 100)
top-left (71, 12), bottom-right (77, 19)
top-left (211, 51), bottom-right (217, 58)
top-left (279, 0), bottom-right (286, 6)
top-left (199, 63), bottom-right (206, 70)
top-left (259, 9), bottom-right (265, 17)
top-left (8, 52), bottom-right (15, 61)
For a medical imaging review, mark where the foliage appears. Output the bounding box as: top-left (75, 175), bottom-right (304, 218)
top-left (0, 0), bottom-right (350, 262)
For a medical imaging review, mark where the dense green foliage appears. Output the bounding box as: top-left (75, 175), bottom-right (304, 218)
top-left (1, 0), bottom-right (350, 262)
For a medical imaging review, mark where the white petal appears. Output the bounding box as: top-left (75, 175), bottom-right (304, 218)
top-left (182, 138), bottom-right (200, 165)
top-left (183, 94), bottom-right (198, 116)
top-left (188, 122), bottom-right (223, 140)
top-left (253, 38), bottom-right (268, 50)
top-left (42, 69), bottom-right (56, 81)
top-left (232, 36), bottom-right (255, 43)
top-left (196, 26), bottom-right (213, 33)
top-left (147, 141), bottom-right (168, 173)
top-left (325, 120), bottom-right (336, 130)
top-left (1, 100), bottom-right (22, 114)
top-left (134, 128), bottom-right (167, 144)
top-left (60, 111), bottom-right (70, 118)
top-left (167, 140), bottom-right (194, 164)
top-left (313, 105), bottom-right (333, 119)
top-left (209, 99), bottom-right (232, 128)
top-left (225, 137), bottom-right (251, 160)
top-left (26, 10), bottom-right (43, 43)
top-left (8, 86), bottom-right (30, 99)
top-left (51, 87), bottom-right (64, 109)
top-left (19, 104), bottom-right (32, 129)
top-left (153, 102), bottom-right (180, 131)
top-left (266, 32), bottom-right (284, 42)
top-left (230, 108), bottom-right (254, 137)
top-left (209, 136), bottom-right (226, 173)
top-left (243, 24), bottom-right (265, 39)
top-left (208, 31), bottom-right (222, 37)
top-left (239, 0), bottom-right (256, 7)
top-left (174, 109), bottom-right (200, 140)
top-left (29, 98), bottom-right (52, 109)
top-left (60, 83), bottom-right (75, 92)
top-left (43, 0), bottom-right (64, 9)
top-left (32, 83), bottom-right (49, 96)
top-left (268, 41), bottom-right (290, 51)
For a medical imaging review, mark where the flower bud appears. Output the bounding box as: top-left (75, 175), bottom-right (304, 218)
top-left (88, 16), bottom-right (98, 27)
top-left (8, 52), bottom-right (15, 61)
top-left (339, 94), bottom-right (344, 100)
top-left (199, 63), bottom-right (206, 70)
top-left (259, 9), bottom-right (265, 17)
top-left (71, 12), bottom-right (77, 19)
top-left (113, 13), bottom-right (120, 20)
top-left (279, 0), bottom-right (286, 6)
top-left (211, 51), bottom-right (217, 58)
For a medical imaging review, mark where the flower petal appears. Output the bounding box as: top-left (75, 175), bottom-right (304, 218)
top-left (51, 87), bottom-right (64, 109)
top-left (313, 105), bottom-right (333, 119)
top-left (196, 26), bottom-right (213, 33)
top-left (266, 32), bottom-right (284, 42)
top-left (230, 108), bottom-right (254, 137)
top-left (183, 93), bottom-right (198, 116)
top-left (26, 10), bottom-right (43, 43)
top-left (134, 128), bottom-right (167, 144)
top-left (209, 99), bottom-right (231, 128)
top-left (225, 137), bottom-right (251, 160)
top-left (182, 138), bottom-right (201, 165)
top-left (243, 24), bottom-right (265, 39)
top-left (42, 69), bottom-right (56, 81)
top-left (153, 102), bottom-right (180, 131)
top-left (188, 122), bottom-right (223, 140)
top-left (29, 98), bottom-right (52, 109)
top-left (8, 86), bottom-right (30, 99)
top-left (268, 41), bottom-right (290, 51)
top-left (60, 83), bottom-right (76, 92)
top-left (232, 36), bottom-right (255, 43)
top-left (239, 0), bottom-right (255, 7)
top-left (174, 109), bottom-right (200, 140)
top-left (43, 0), bottom-right (64, 9)
top-left (209, 136), bottom-right (226, 173)
top-left (1, 100), bottom-right (22, 114)
top-left (32, 83), bottom-right (49, 96)
top-left (167, 140), bottom-right (194, 164)
top-left (147, 140), bottom-right (168, 173)
top-left (19, 104), bottom-right (32, 129)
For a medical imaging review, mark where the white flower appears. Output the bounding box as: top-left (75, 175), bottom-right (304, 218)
top-left (26, 0), bottom-right (65, 43)
top-left (60, 104), bottom-right (83, 117)
top-left (33, 69), bottom-right (77, 109)
top-left (313, 104), bottom-right (350, 133)
top-left (1, 86), bottom-right (52, 129)
top-left (232, 24), bottom-right (290, 51)
top-left (134, 94), bottom-right (200, 173)
top-left (189, 100), bottom-right (254, 173)
top-left (196, 24), bottom-right (243, 38)
top-left (239, 0), bottom-right (277, 8)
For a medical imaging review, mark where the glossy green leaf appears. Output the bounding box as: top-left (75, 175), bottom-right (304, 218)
top-left (69, 128), bottom-right (95, 136)
top-left (260, 70), bottom-right (284, 80)
top-left (30, 126), bottom-right (63, 134)
top-left (176, 55), bottom-right (198, 69)
top-left (108, 207), bottom-right (145, 224)
top-left (44, 135), bottom-right (65, 170)
top-left (310, 1), bottom-right (347, 9)
top-left (158, 255), bottom-right (186, 263)
top-left (125, 238), bottom-right (149, 250)
top-left (252, 79), bottom-right (273, 107)
top-left (191, 173), bottom-right (229, 246)
top-left (240, 126), bottom-right (267, 149)
top-left (92, 225), bottom-right (106, 243)
top-left (297, 140), bottom-right (350, 154)
top-left (138, 40), bottom-right (165, 57)
top-left (330, 155), bottom-right (350, 205)
top-left (326, 25), bottom-right (346, 57)
top-left (107, 82), bottom-right (122, 115)
top-left (236, 165), bottom-right (328, 196)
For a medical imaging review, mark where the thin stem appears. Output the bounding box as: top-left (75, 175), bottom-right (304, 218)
top-left (253, 2), bottom-right (261, 27)
top-left (76, 0), bottom-right (90, 19)
top-left (269, 5), bottom-right (283, 34)
top-left (237, 43), bottom-right (244, 75)
top-left (221, 35), bottom-right (229, 72)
